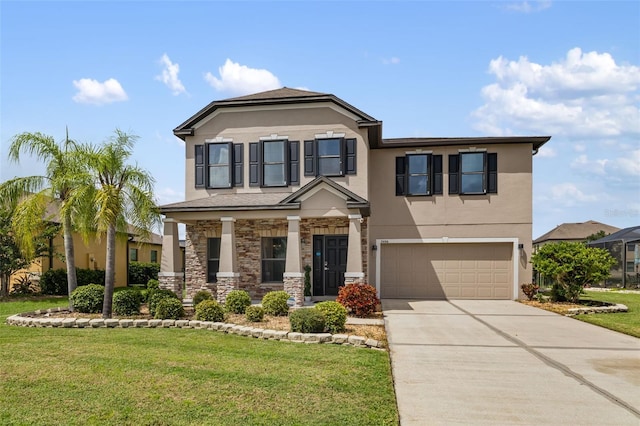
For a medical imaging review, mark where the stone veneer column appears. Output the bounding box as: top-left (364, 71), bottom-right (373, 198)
top-left (217, 217), bottom-right (239, 304)
top-left (283, 215), bottom-right (304, 307)
top-left (344, 214), bottom-right (365, 285)
top-left (158, 217), bottom-right (184, 297)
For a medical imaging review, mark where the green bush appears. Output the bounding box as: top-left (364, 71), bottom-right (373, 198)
top-left (154, 298), bottom-right (184, 319)
top-left (69, 284), bottom-right (105, 313)
top-left (245, 305), bottom-right (264, 322)
top-left (261, 291), bottom-right (290, 316)
top-left (193, 290), bottom-right (212, 307)
top-left (195, 300), bottom-right (225, 322)
top-left (289, 308), bottom-right (325, 333)
top-left (146, 279), bottom-right (160, 290)
top-left (337, 283), bottom-right (380, 317)
top-left (147, 289), bottom-right (179, 317)
top-left (10, 275), bottom-right (37, 295)
top-left (40, 268), bottom-right (106, 295)
top-left (225, 290), bottom-right (251, 314)
top-left (315, 301), bottom-right (347, 333)
top-left (113, 288), bottom-right (142, 316)
top-left (128, 262), bottom-right (160, 285)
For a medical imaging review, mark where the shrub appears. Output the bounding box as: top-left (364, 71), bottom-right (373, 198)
top-left (225, 290), bottom-right (251, 314)
top-left (195, 300), bottom-right (225, 322)
top-left (521, 283), bottom-right (539, 301)
top-left (10, 275), bottom-right (37, 295)
top-left (147, 289), bottom-right (179, 317)
top-left (40, 268), bottom-right (106, 295)
top-left (261, 291), bottom-right (290, 316)
top-left (337, 283), bottom-right (380, 317)
top-left (315, 301), bottom-right (347, 333)
top-left (113, 288), bottom-right (142, 316)
top-left (245, 305), bottom-right (264, 322)
top-left (289, 308), bottom-right (325, 333)
top-left (154, 298), bottom-right (184, 319)
top-left (193, 290), bottom-right (212, 307)
top-left (39, 269), bottom-right (70, 295)
top-left (128, 262), bottom-right (160, 285)
top-left (146, 279), bottom-right (160, 290)
top-left (70, 284), bottom-right (105, 313)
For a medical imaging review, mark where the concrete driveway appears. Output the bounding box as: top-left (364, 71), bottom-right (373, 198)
top-left (383, 300), bottom-right (640, 425)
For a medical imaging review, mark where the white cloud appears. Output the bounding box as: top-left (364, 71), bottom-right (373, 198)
top-left (382, 57), bottom-right (400, 65)
top-left (72, 78), bottom-right (128, 105)
top-left (156, 53), bottom-right (186, 95)
top-left (471, 48), bottom-right (640, 138)
top-left (536, 146), bottom-right (556, 158)
top-left (548, 182), bottom-right (599, 206)
top-left (573, 143), bottom-right (586, 153)
top-left (204, 59), bottom-right (281, 96)
top-left (570, 149), bottom-right (640, 179)
top-left (156, 186), bottom-right (184, 206)
top-left (504, 1), bottom-right (552, 13)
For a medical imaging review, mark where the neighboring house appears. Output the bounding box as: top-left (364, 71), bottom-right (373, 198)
top-left (158, 88), bottom-right (551, 305)
top-left (533, 220), bottom-right (620, 248)
top-left (588, 226), bottom-right (640, 288)
top-left (10, 203), bottom-right (162, 291)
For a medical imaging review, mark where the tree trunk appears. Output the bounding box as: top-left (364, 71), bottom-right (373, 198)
top-left (63, 214), bottom-right (78, 311)
top-left (102, 223), bottom-right (117, 318)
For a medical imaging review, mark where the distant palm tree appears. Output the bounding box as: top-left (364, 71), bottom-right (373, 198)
top-left (80, 129), bottom-right (160, 318)
top-left (0, 131), bottom-right (92, 308)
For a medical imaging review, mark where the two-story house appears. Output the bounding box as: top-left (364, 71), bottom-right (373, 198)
top-left (159, 88), bottom-right (550, 306)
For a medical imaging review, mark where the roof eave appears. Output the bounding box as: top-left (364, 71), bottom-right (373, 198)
top-left (160, 203), bottom-right (301, 214)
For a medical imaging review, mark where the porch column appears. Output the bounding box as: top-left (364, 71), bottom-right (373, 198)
top-left (216, 217), bottom-right (239, 304)
top-left (283, 215), bottom-right (304, 307)
top-left (345, 214), bottom-right (365, 285)
top-left (158, 218), bottom-right (184, 297)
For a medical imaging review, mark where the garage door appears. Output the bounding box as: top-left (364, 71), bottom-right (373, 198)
top-left (380, 243), bottom-right (513, 299)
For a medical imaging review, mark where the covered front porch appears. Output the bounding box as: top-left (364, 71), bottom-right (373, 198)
top-left (158, 177), bottom-right (370, 307)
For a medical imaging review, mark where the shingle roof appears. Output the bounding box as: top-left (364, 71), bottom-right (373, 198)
top-left (533, 220), bottom-right (620, 244)
top-left (224, 87), bottom-right (328, 101)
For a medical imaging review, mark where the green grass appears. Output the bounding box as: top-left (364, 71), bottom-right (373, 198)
top-left (578, 290), bottom-right (640, 338)
top-left (0, 297), bottom-right (398, 425)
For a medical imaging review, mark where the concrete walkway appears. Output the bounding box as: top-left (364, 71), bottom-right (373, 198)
top-left (383, 300), bottom-right (640, 425)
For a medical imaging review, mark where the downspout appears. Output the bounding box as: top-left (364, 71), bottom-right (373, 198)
top-left (532, 147), bottom-right (539, 156)
top-left (126, 235), bottom-right (135, 287)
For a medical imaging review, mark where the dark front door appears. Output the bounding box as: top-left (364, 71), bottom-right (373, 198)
top-left (313, 235), bottom-right (348, 296)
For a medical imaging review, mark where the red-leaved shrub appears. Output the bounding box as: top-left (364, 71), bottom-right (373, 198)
top-left (337, 283), bottom-right (379, 317)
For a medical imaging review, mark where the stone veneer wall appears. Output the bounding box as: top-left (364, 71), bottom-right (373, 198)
top-left (185, 216), bottom-right (369, 300)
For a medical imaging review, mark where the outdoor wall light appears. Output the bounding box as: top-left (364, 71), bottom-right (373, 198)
top-left (372, 244), bottom-right (378, 251)
top-left (518, 243), bottom-right (524, 249)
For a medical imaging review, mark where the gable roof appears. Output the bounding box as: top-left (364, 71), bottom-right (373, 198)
top-left (587, 225), bottom-right (640, 246)
top-left (173, 87), bottom-right (382, 143)
top-left (159, 176), bottom-right (370, 216)
top-left (533, 220), bottom-right (620, 244)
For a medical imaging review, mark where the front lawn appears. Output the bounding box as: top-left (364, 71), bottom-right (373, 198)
top-left (578, 290), bottom-right (640, 338)
top-left (0, 297), bottom-right (398, 425)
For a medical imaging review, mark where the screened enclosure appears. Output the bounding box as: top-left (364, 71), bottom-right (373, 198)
top-left (588, 226), bottom-right (640, 288)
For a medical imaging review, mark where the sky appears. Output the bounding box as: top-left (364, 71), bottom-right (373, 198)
top-left (1, 0), bottom-right (639, 239)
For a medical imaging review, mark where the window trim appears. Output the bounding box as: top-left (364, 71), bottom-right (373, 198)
top-left (261, 140), bottom-right (288, 187)
top-left (460, 152), bottom-right (486, 195)
top-left (448, 152), bottom-right (497, 195)
top-left (206, 142), bottom-right (233, 189)
top-left (316, 138), bottom-right (344, 177)
top-left (261, 237), bottom-right (287, 283)
top-left (406, 153), bottom-right (431, 196)
top-left (207, 238), bottom-right (221, 283)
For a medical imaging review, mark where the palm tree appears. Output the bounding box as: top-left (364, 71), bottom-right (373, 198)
top-left (81, 129), bottom-right (160, 318)
top-left (0, 131), bottom-right (91, 308)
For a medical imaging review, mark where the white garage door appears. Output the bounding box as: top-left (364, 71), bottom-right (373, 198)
top-left (380, 243), bottom-right (513, 299)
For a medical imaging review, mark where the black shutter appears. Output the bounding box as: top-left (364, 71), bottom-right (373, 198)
top-left (448, 154), bottom-right (459, 194)
top-left (195, 144), bottom-right (204, 188)
top-left (304, 140), bottom-right (315, 176)
top-left (395, 156), bottom-right (406, 196)
top-left (249, 142), bottom-right (260, 187)
top-left (345, 138), bottom-right (357, 175)
top-left (432, 155), bottom-right (443, 195)
top-left (487, 153), bottom-right (497, 194)
top-left (289, 141), bottom-right (300, 185)
top-left (233, 143), bottom-right (243, 187)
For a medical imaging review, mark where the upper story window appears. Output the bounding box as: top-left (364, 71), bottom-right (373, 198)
top-left (449, 152), bottom-right (497, 195)
top-left (195, 142), bottom-right (243, 189)
top-left (304, 137), bottom-right (356, 177)
top-left (249, 140), bottom-right (299, 187)
top-left (395, 153), bottom-right (442, 196)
